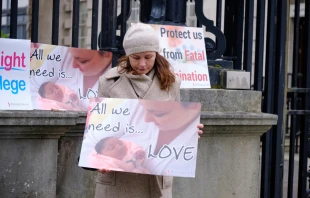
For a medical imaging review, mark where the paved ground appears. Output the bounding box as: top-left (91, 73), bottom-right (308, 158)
top-left (260, 152), bottom-right (299, 198)
top-left (282, 153), bottom-right (299, 198)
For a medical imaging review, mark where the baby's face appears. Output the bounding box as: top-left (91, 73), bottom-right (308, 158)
top-left (101, 138), bottom-right (128, 160)
top-left (44, 83), bottom-right (64, 102)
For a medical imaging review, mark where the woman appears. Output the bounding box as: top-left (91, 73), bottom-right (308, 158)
top-left (96, 23), bottom-right (203, 198)
top-left (30, 46), bottom-right (112, 110)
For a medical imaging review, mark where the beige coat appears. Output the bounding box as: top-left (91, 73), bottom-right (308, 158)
top-left (95, 67), bottom-right (181, 198)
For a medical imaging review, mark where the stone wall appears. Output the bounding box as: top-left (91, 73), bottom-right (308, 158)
top-left (0, 89), bottom-right (277, 198)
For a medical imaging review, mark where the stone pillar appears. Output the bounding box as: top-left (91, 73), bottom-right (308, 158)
top-left (0, 111), bottom-right (97, 198)
top-left (172, 89), bottom-right (277, 198)
top-left (56, 124), bottom-right (97, 197)
top-left (0, 89), bottom-right (277, 198)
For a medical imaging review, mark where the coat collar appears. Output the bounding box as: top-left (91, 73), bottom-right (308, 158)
top-left (105, 67), bottom-right (121, 79)
top-left (105, 67), bottom-right (172, 101)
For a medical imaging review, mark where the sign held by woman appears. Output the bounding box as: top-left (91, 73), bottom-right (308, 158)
top-left (79, 97), bottom-right (201, 178)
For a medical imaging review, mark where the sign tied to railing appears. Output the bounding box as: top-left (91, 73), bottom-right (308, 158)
top-left (1, 24), bottom-right (210, 111)
top-left (0, 38), bottom-right (32, 110)
top-left (29, 43), bottom-right (112, 111)
top-left (150, 24), bottom-right (211, 88)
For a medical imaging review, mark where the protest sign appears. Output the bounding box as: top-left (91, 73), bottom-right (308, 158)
top-left (150, 24), bottom-right (211, 88)
top-left (0, 38), bottom-right (32, 110)
top-left (79, 97), bottom-right (201, 177)
top-left (29, 43), bottom-right (112, 111)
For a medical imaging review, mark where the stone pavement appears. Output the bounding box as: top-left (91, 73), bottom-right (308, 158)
top-left (282, 153), bottom-right (299, 198)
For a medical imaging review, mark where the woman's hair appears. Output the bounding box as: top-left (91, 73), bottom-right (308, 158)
top-left (118, 52), bottom-right (176, 90)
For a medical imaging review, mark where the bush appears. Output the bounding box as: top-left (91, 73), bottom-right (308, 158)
top-left (1, 31), bottom-right (10, 38)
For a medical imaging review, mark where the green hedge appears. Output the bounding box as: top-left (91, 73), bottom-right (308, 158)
top-left (1, 31), bottom-right (9, 38)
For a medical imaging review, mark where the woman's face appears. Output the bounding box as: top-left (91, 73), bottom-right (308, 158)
top-left (128, 51), bottom-right (156, 75)
top-left (141, 102), bottom-right (190, 131)
top-left (69, 48), bottom-right (112, 76)
top-left (100, 137), bottom-right (128, 160)
top-left (43, 82), bottom-right (64, 102)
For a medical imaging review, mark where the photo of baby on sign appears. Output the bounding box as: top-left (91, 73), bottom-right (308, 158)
top-left (78, 97), bottom-right (201, 177)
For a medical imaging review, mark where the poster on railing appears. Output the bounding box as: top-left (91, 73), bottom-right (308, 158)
top-left (30, 43), bottom-right (112, 111)
top-left (0, 38), bottom-right (33, 110)
top-left (79, 97), bottom-right (201, 177)
top-left (150, 24), bottom-right (211, 88)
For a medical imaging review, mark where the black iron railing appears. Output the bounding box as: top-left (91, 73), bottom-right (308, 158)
top-left (298, 1), bottom-right (310, 197)
top-left (51, 0), bottom-right (60, 45)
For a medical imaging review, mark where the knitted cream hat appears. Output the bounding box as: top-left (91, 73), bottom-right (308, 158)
top-left (123, 23), bottom-right (160, 56)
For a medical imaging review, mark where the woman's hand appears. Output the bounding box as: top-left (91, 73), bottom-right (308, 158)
top-left (98, 169), bottom-right (111, 174)
top-left (197, 123), bottom-right (204, 138)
